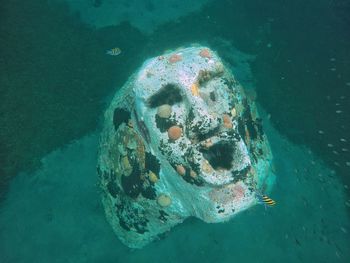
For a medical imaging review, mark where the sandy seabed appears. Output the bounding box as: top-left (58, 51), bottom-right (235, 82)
top-left (0, 106), bottom-right (349, 262)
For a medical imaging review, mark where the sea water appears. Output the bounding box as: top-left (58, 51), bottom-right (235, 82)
top-left (1, 0), bottom-right (349, 262)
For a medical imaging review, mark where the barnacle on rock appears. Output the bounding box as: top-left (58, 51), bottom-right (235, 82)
top-left (176, 165), bottom-right (186, 176)
top-left (157, 104), bottom-right (172, 118)
top-left (147, 171), bottom-right (158, 183)
top-left (168, 126), bottom-right (182, 140)
top-left (157, 194), bottom-right (172, 207)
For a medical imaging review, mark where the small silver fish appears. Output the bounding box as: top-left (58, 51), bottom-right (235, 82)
top-left (106, 47), bottom-right (121, 56)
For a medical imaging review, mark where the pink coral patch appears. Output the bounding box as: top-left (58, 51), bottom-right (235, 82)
top-left (209, 184), bottom-right (246, 205)
top-left (168, 54), bottom-right (182, 63)
top-left (199, 49), bottom-right (212, 58)
top-left (232, 185), bottom-right (245, 200)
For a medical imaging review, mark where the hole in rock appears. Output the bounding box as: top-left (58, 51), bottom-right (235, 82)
top-left (199, 141), bottom-right (234, 170)
top-left (147, 83), bottom-right (183, 108)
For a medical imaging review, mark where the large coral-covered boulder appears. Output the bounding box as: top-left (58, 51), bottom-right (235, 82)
top-left (97, 46), bottom-right (275, 248)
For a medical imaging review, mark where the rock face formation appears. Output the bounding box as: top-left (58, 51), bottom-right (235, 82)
top-left (97, 46), bottom-right (275, 248)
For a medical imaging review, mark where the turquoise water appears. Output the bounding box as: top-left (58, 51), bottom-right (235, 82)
top-left (1, 0), bottom-right (349, 262)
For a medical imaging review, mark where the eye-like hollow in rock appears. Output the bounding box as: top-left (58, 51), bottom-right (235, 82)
top-left (113, 108), bottom-right (130, 131)
top-left (147, 83), bottom-right (183, 108)
top-left (199, 141), bottom-right (234, 170)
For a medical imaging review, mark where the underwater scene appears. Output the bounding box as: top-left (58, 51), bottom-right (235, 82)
top-left (0, 0), bottom-right (349, 262)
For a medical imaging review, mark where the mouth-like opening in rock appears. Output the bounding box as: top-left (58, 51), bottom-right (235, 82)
top-left (199, 141), bottom-right (234, 170)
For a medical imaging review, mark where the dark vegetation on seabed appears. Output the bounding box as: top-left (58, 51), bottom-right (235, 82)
top-left (0, 0), bottom-right (349, 204)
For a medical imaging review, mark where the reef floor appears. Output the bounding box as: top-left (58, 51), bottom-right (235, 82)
top-left (0, 108), bottom-right (349, 263)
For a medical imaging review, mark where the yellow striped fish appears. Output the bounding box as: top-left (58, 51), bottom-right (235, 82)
top-left (257, 194), bottom-right (276, 206)
top-left (106, 47), bottom-right (121, 56)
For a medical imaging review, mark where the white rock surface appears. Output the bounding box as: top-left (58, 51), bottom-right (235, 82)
top-left (98, 46), bottom-right (275, 248)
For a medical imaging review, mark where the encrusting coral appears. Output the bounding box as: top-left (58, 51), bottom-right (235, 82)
top-left (157, 104), bottom-right (172, 118)
top-left (168, 126), bottom-right (182, 140)
top-left (157, 194), bottom-right (172, 207)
